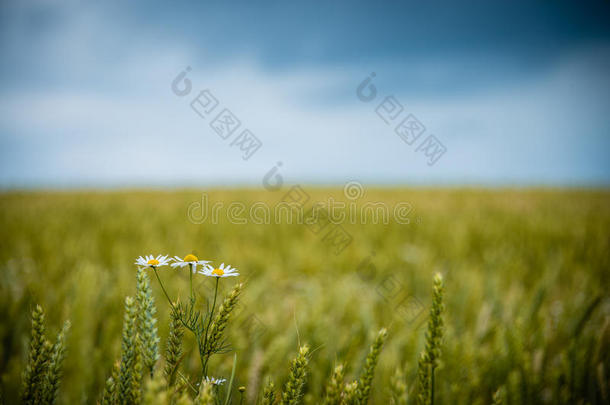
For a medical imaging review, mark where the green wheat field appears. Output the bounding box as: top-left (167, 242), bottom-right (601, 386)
top-left (1, 188), bottom-right (609, 404)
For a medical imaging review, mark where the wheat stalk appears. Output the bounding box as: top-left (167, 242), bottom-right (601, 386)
top-left (136, 267), bottom-right (160, 377)
top-left (164, 303), bottom-right (184, 387)
top-left (417, 273), bottom-right (444, 405)
top-left (42, 320), bottom-right (70, 405)
top-left (194, 378), bottom-right (215, 405)
top-left (118, 296), bottom-right (142, 404)
top-left (340, 381), bottom-right (359, 405)
top-left (322, 364), bottom-right (345, 405)
top-left (101, 361), bottom-right (120, 405)
top-left (22, 305), bottom-right (51, 405)
top-left (389, 367), bottom-right (407, 405)
top-left (280, 345), bottom-right (310, 405)
top-left (262, 379), bottom-right (277, 405)
top-left (203, 282), bottom-right (243, 372)
top-left (357, 328), bottom-right (388, 404)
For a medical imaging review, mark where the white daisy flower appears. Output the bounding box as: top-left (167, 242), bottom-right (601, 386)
top-left (135, 254), bottom-right (171, 268)
top-left (200, 262), bottom-right (239, 278)
top-left (204, 376), bottom-right (226, 386)
top-left (170, 254), bottom-right (210, 272)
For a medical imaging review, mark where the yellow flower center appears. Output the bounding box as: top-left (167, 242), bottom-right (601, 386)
top-left (183, 254), bottom-right (198, 262)
top-left (147, 259), bottom-right (160, 266)
top-left (212, 268), bottom-right (224, 276)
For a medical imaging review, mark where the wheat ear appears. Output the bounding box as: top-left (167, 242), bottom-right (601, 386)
top-left (42, 320), bottom-right (70, 405)
top-left (194, 378), bottom-right (215, 405)
top-left (101, 360), bottom-right (120, 405)
top-left (322, 364), bottom-right (345, 405)
top-left (118, 296), bottom-right (141, 404)
top-left (280, 345), bottom-right (310, 405)
top-left (204, 283), bottom-right (243, 355)
top-left (22, 305), bottom-right (51, 405)
top-left (164, 303), bottom-right (184, 387)
top-left (262, 379), bottom-right (277, 405)
top-left (340, 381), bottom-right (359, 405)
top-left (389, 367), bottom-right (407, 405)
top-left (136, 267), bottom-right (160, 377)
top-left (357, 328), bottom-right (388, 404)
top-left (417, 273), bottom-right (444, 405)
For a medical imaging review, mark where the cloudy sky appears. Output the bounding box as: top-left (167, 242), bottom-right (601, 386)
top-left (1, 0), bottom-right (609, 187)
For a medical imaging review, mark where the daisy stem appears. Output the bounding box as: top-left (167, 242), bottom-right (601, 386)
top-left (202, 277), bottom-right (220, 375)
top-left (195, 334), bottom-right (205, 373)
top-left (189, 264), bottom-right (194, 303)
top-left (209, 278), bottom-right (220, 326)
top-left (152, 267), bottom-right (175, 310)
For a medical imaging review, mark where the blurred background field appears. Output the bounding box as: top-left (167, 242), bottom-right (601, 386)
top-left (0, 188), bottom-right (609, 404)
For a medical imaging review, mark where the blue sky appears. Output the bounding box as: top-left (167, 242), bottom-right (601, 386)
top-left (1, 0), bottom-right (609, 187)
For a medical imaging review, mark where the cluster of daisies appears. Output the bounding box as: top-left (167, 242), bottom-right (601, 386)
top-left (134, 254), bottom-right (237, 387)
top-left (135, 254), bottom-right (239, 278)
